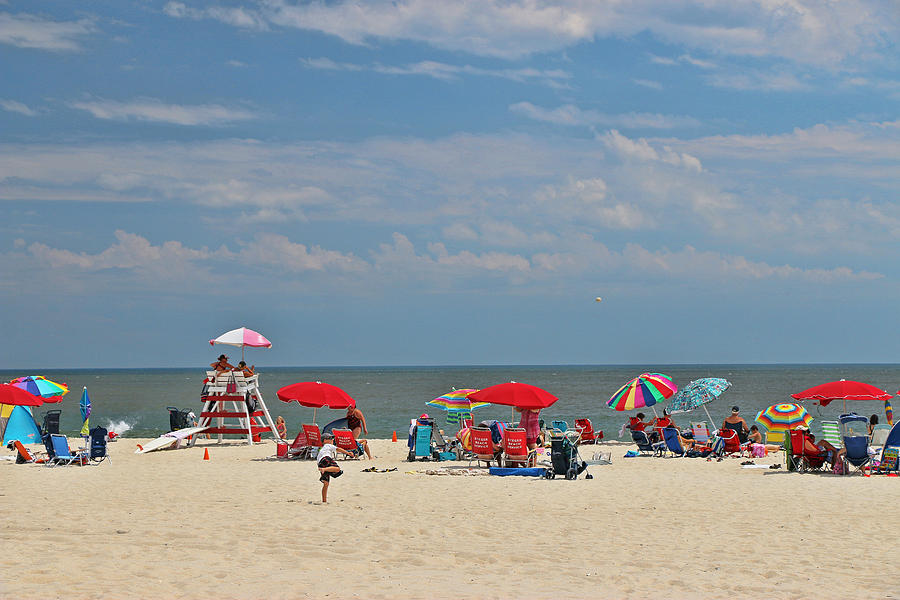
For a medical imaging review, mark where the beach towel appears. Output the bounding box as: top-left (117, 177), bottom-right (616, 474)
top-left (489, 467), bottom-right (548, 477)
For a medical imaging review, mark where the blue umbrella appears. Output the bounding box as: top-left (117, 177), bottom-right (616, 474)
top-left (79, 387), bottom-right (91, 436)
top-left (668, 378), bottom-right (731, 426)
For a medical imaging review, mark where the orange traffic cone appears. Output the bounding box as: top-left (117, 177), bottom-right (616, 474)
top-left (392, 431), bottom-right (397, 442)
top-left (203, 448), bottom-right (210, 461)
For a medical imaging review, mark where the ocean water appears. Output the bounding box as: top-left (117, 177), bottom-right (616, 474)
top-left (3, 364), bottom-right (897, 440)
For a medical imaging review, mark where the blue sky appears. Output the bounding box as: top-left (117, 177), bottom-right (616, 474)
top-left (2, 1), bottom-right (899, 368)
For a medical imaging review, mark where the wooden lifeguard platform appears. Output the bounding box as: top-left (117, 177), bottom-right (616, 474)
top-left (192, 371), bottom-right (279, 445)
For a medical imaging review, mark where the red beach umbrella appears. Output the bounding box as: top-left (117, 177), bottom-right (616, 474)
top-left (791, 379), bottom-right (892, 413)
top-left (0, 384), bottom-right (44, 407)
top-left (468, 382), bottom-right (558, 410)
top-left (277, 381), bottom-right (356, 423)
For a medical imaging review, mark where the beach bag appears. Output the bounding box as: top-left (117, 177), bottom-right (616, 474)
top-left (750, 443), bottom-right (765, 458)
top-left (832, 458), bottom-right (846, 475)
top-left (226, 373), bottom-right (236, 394)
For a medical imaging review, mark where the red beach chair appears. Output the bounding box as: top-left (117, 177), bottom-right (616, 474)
top-left (719, 428), bottom-right (745, 456)
top-left (574, 418), bottom-right (602, 444)
top-left (788, 429), bottom-right (827, 472)
top-left (332, 428), bottom-right (364, 459)
top-left (12, 440), bottom-right (47, 464)
top-left (469, 427), bottom-right (498, 467)
top-left (501, 428), bottom-right (535, 467)
top-left (299, 424), bottom-right (323, 459)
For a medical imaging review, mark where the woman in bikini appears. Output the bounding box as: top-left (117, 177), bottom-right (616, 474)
top-left (346, 405), bottom-right (373, 459)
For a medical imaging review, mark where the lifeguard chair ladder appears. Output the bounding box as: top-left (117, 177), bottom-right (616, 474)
top-left (192, 371), bottom-right (279, 445)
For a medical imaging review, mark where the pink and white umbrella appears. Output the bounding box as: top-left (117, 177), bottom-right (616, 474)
top-left (209, 327), bottom-right (272, 361)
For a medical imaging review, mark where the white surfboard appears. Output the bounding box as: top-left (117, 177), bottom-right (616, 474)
top-left (135, 426), bottom-right (210, 454)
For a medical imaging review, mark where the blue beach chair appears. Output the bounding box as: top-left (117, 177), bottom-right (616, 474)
top-left (46, 435), bottom-right (84, 466)
top-left (407, 423), bottom-right (436, 461)
top-left (551, 420), bottom-right (568, 433)
top-left (631, 429), bottom-right (664, 456)
top-left (661, 427), bottom-right (687, 457)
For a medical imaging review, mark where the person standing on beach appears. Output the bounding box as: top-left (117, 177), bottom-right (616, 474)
top-left (275, 415), bottom-right (287, 440)
top-left (317, 432), bottom-right (353, 503)
top-left (346, 404), bottom-right (373, 459)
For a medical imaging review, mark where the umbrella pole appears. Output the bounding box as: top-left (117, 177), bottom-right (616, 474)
top-left (703, 405), bottom-right (715, 429)
top-left (312, 407), bottom-right (317, 425)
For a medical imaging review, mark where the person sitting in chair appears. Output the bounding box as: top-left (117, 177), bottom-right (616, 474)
top-left (234, 361), bottom-right (254, 377)
top-left (722, 406), bottom-right (750, 443)
top-left (210, 354), bottom-right (234, 373)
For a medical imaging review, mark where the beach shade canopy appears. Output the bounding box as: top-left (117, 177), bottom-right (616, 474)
top-left (607, 373), bottom-right (677, 412)
top-left (755, 403), bottom-right (813, 432)
top-left (791, 379), bottom-right (892, 413)
top-left (1, 405), bottom-right (41, 445)
top-left (9, 376), bottom-right (68, 401)
top-left (277, 381), bottom-right (355, 423)
top-left (468, 382), bottom-right (558, 410)
top-left (668, 378), bottom-right (730, 425)
top-left (0, 384), bottom-right (44, 407)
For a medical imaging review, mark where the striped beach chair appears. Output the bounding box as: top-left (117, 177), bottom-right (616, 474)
top-left (821, 421), bottom-right (842, 448)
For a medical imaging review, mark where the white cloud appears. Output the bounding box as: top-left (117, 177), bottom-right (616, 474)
top-left (707, 69), bottom-right (811, 92)
top-left (632, 78), bottom-right (663, 90)
top-left (69, 97), bottom-right (258, 126)
top-left (235, 233), bottom-right (368, 273)
top-left (510, 102), bottom-right (700, 129)
top-left (164, 1), bottom-right (899, 67)
top-left (600, 129), bottom-right (703, 172)
top-left (0, 12), bottom-right (95, 51)
top-left (649, 53), bottom-right (717, 69)
top-left (0, 99), bottom-right (37, 116)
top-left (301, 57), bottom-right (571, 87)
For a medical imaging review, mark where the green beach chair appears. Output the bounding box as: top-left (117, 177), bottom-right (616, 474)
top-left (821, 421), bottom-right (842, 448)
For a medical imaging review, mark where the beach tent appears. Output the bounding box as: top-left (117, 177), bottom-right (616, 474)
top-left (1, 405), bottom-right (41, 445)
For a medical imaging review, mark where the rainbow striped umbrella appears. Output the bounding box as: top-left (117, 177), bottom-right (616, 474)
top-left (9, 376), bottom-right (68, 401)
top-left (607, 373), bottom-right (677, 412)
top-left (755, 403), bottom-right (813, 431)
top-left (427, 389), bottom-right (487, 413)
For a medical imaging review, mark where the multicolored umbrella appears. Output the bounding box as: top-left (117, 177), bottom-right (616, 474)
top-left (887, 398), bottom-right (894, 426)
top-left (755, 403), bottom-right (813, 432)
top-left (427, 389), bottom-right (487, 426)
top-left (9, 376), bottom-right (68, 401)
top-left (79, 387), bottom-right (91, 437)
top-left (209, 326), bottom-right (272, 361)
top-left (607, 373), bottom-right (677, 412)
top-left (668, 378), bottom-right (731, 426)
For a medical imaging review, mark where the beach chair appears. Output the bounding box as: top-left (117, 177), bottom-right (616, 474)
top-left (41, 409), bottom-right (61, 435)
top-left (661, 427), bottom-right (687, 457)
top-left (820, 421), bottom-right (842, 449)
top-left (88, 426), bottom-right (110, 464)
top-left (842, 435), bottom-right (870, 474)
top-left (407, 424), bottom-right (437, 461)
top-left (468, 427), bottom-right (499, 467)
top-left (46, 435), bottom-right (85, 466)
top-left (870, 424), bottom-right (891, 448)
top-left (631, 430), bottom-right (664, 456)
top-left (548, 430), bottom-right (588, 479)
top-left (332, 428), bottom-right (365, 459)
top-left (723, 421), bottom-right (748, 444)
top-left (9, 440), bottom-right (47, 464)
top-left (551, 420), bottom-right (568, 433)
top-left (301, 424), bottom-right (322, 459)
top-left (690, 422), bottom-right (710, 445)
top-left (278, 430), bottom-right (307, 459)
top-left (718, 428), bottom-right (745, 457)
top-left (764, 430), bottom-right (785, 447)
top-left (501, 428), bottom-right (535, 467)
top-left (574, 418), bottom-right (601, 444)
top-left (787, 429), bottom-right (826, 472)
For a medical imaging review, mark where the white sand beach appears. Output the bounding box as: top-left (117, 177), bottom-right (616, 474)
top-left (2, 437), bottom-right (897, 600)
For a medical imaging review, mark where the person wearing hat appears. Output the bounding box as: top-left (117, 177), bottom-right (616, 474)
top-left (722, 406), bottom-right (750, 443)
top-left (210, 354), bottom-right (234, 373)
top-left (317, 431), bottom-right (353, 503)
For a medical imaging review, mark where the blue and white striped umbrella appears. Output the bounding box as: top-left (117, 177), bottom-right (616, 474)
top-left (668, 378), bottom-right (731, 425)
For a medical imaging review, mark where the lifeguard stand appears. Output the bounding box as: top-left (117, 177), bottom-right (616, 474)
top-left (193, 371), bottom-right (279, 445)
